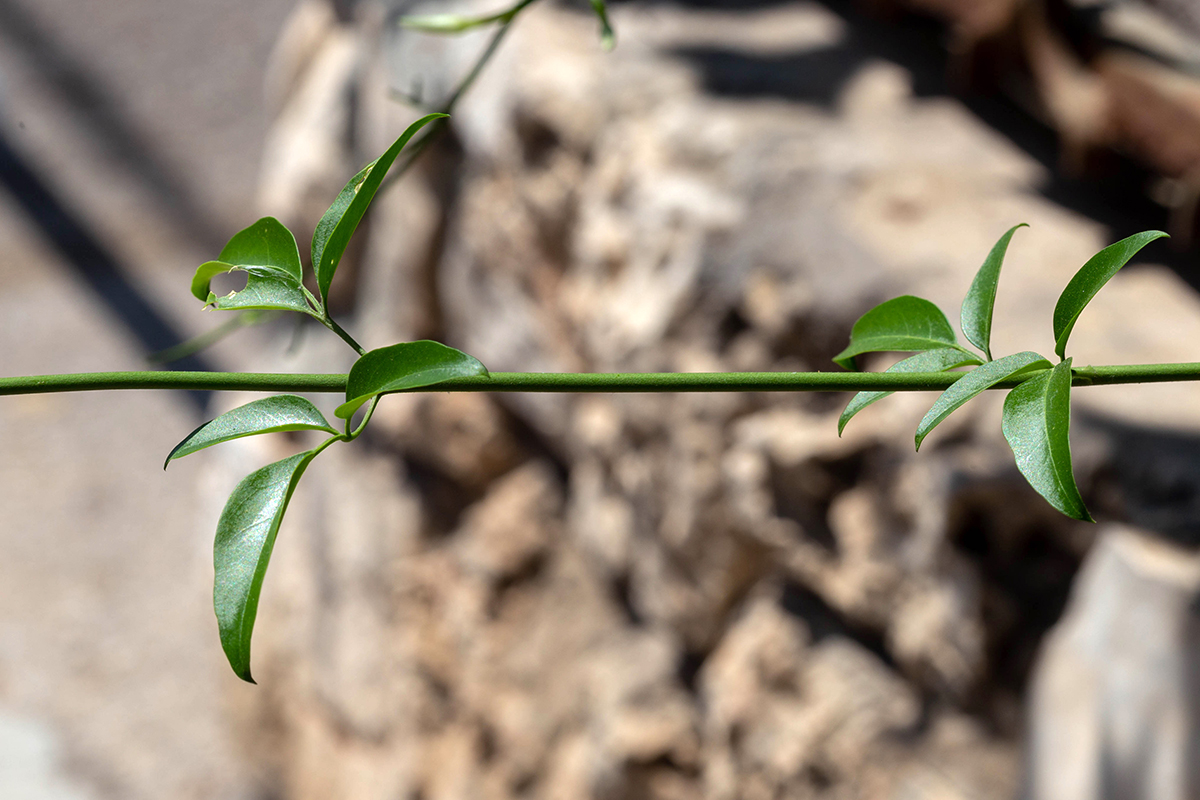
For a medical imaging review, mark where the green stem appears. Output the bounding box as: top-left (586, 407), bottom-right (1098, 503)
top-left (0, 372), bottom-right (348, 395)
top-left (321, 317), bottom-right (366, 356)
top-left (381, 0), bottom-right (536, 194)
top-left (148, 311), bottom-right (279, 365)
top-left (1072, 363), bottom-right (1200, 385)
top-left (346, 396), bottom-right (380, 439)
top-left (5, 363), bottom-right (1200, 397)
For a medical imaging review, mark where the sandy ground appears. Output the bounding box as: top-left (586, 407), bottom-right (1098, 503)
top-left (0, 1), bottom-right (295, 798)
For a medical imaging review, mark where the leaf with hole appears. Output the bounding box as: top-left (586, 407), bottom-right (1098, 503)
top-left (833, 296), bottom-right (966, 370)
top-left (590, 0), bottom-right (615, 50)
top-left (311, 114), bottom-right (445, 308)
top-left (1053, 230), bottom-right (1168, 359)
top-left (192, 217), bottom-right (312, 314)
top-left (165, 395), bottom-right (337, 468)
top-left (214, 449), bottom-right (321, 682)
top-left (915, 351), bottom-right (1049, 450)
top-left (839, 347), bottom-right (980, 435)
top-left (1001, 359), bottom-right (1092, 521)
top-left (962, 224), bottom-right (1026, 360)
top-left (336, 340), bottom-right (488, 419)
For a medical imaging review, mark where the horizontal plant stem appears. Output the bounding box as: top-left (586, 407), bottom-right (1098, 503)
top-left (4, 363), bottom-right (1200, 397)
top-left (1071, 363), bottom-right (1200, 385)
top-left (0, 372), bottom-right (348, 395)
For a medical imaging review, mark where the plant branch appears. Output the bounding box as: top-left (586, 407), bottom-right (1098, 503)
top-left (381, 0), bottom-right (538, 193)
top-left (7, 363), bottom-right (1200, 397)
top-left (148, 311), bottom-right (279, 365)
top-left (321, 316), bottom-right (366, 355)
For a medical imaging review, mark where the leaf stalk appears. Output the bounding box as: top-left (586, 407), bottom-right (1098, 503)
top-left (321, 316), bottom-right (366, 356)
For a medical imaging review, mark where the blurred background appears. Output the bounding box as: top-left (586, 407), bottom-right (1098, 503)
top-left (3, 0), bottom-right (1200, 798)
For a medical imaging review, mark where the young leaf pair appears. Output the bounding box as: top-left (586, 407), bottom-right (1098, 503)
top-left (835, 226), bottom-right (1167, 521)
top-left (165, 342), bottom-right (486, 682)
top-left (190, 113), bottom-right (445, 331)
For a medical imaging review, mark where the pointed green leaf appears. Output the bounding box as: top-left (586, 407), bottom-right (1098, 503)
top-left (215, 450), bottom-right (321, 682)
top-left (1053, 230), bottom-right (1168, 359)
top-left (165, 396), bottom-right (338, 468)
top-left (590, 0), bottom-right (615, 50)
top-left (839, 347), bottom-right (980, 435)
top-left (1001, 359), bottom-right (1092, 521)
top-left (336, 340), bottom-right (488, 419)
top-left (311, 113), bottom-right (446, 307)
top-left (915, 351), bottom-right (1049, 450)
top-left (833, 296), bottom-right (965, 370)
top-left (962, 223), bottom-right (1026, 360)
top-left (192, 217), bottom-right (312, 314)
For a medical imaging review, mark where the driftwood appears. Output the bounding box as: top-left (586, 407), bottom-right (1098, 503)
top-left (874, 0), bottom-right (1200, 241)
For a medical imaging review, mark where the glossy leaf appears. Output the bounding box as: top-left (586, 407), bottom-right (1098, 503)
top-left (1053, 230), bottom-right (1168, 359)
top-left (833, 296), bottom-right (965, 370)
top-left (192, 262), bottom-right (312, 314)
top-left (915, 351), bottom-right (1049, 450)
top-left (590, 0), bottom-right (615, 50)
top-left (215, 450), bottom-right (321, 682)
top-left (398, 13), bottom-right (500, 32)
top-left (336, 340), bottom-right (488, 419)
top-left (217, 216), bottom-right (304, 280)
top-left (962, 224), bottom-right (1026, 360)
top-left (839, 347), bottom-right (980, 435)
top-left (165, 395), bottom-right (337, 468)
top-left (1001, 359), bottom-right (1092, 521)
top-left (192, 217), bottom-right (311, 314)
top-left (311, 114), bottom-right (445, 307)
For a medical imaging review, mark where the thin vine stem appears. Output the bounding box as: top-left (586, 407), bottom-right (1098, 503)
top-left (347, 396), bottom-right (380, 439)
top-left (380, 0), bottom-right (539, 193)
top-left (4, 363), bottom-right (1200, 397)
top-left (321, 316), bottom-right (366, 355)
top-left (152, 0), bottom-right (541, 366)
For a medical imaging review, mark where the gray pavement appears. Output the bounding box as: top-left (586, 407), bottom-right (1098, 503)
top-left (0, 1), bottom-right (297, 798)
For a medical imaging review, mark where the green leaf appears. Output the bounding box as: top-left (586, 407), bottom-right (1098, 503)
top-left (336, 340), bottom-right (488, 419)
top-left (590, 0), bottom-right (615, 50)
top-left (398, 13), bottom-right (500, 33)
top-left (311, 114), bottom-right (446, 308)
top-left (217, 216), bottom-right (304, 281)
top-left (192, 217), bottom-right (312, 314)
top-left (833, 296), bottom-right (965, 370)
top-left (915, 351), bottom-right (1049, 450)
top-left (839, 347), bottom-right (980, 435)
top-left (215, 450), bottom-right (321, 682)
top-left (1053, 230), bottom-right (1168, 359)
top-left (191, 262), bottom-right (313, 314)
top-left (962, 223), bottom-right (1026, 360)
top-left (1001, 359), bottom-right (1092, 521)
top-left (165, 395), bottom-right (337, 469)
